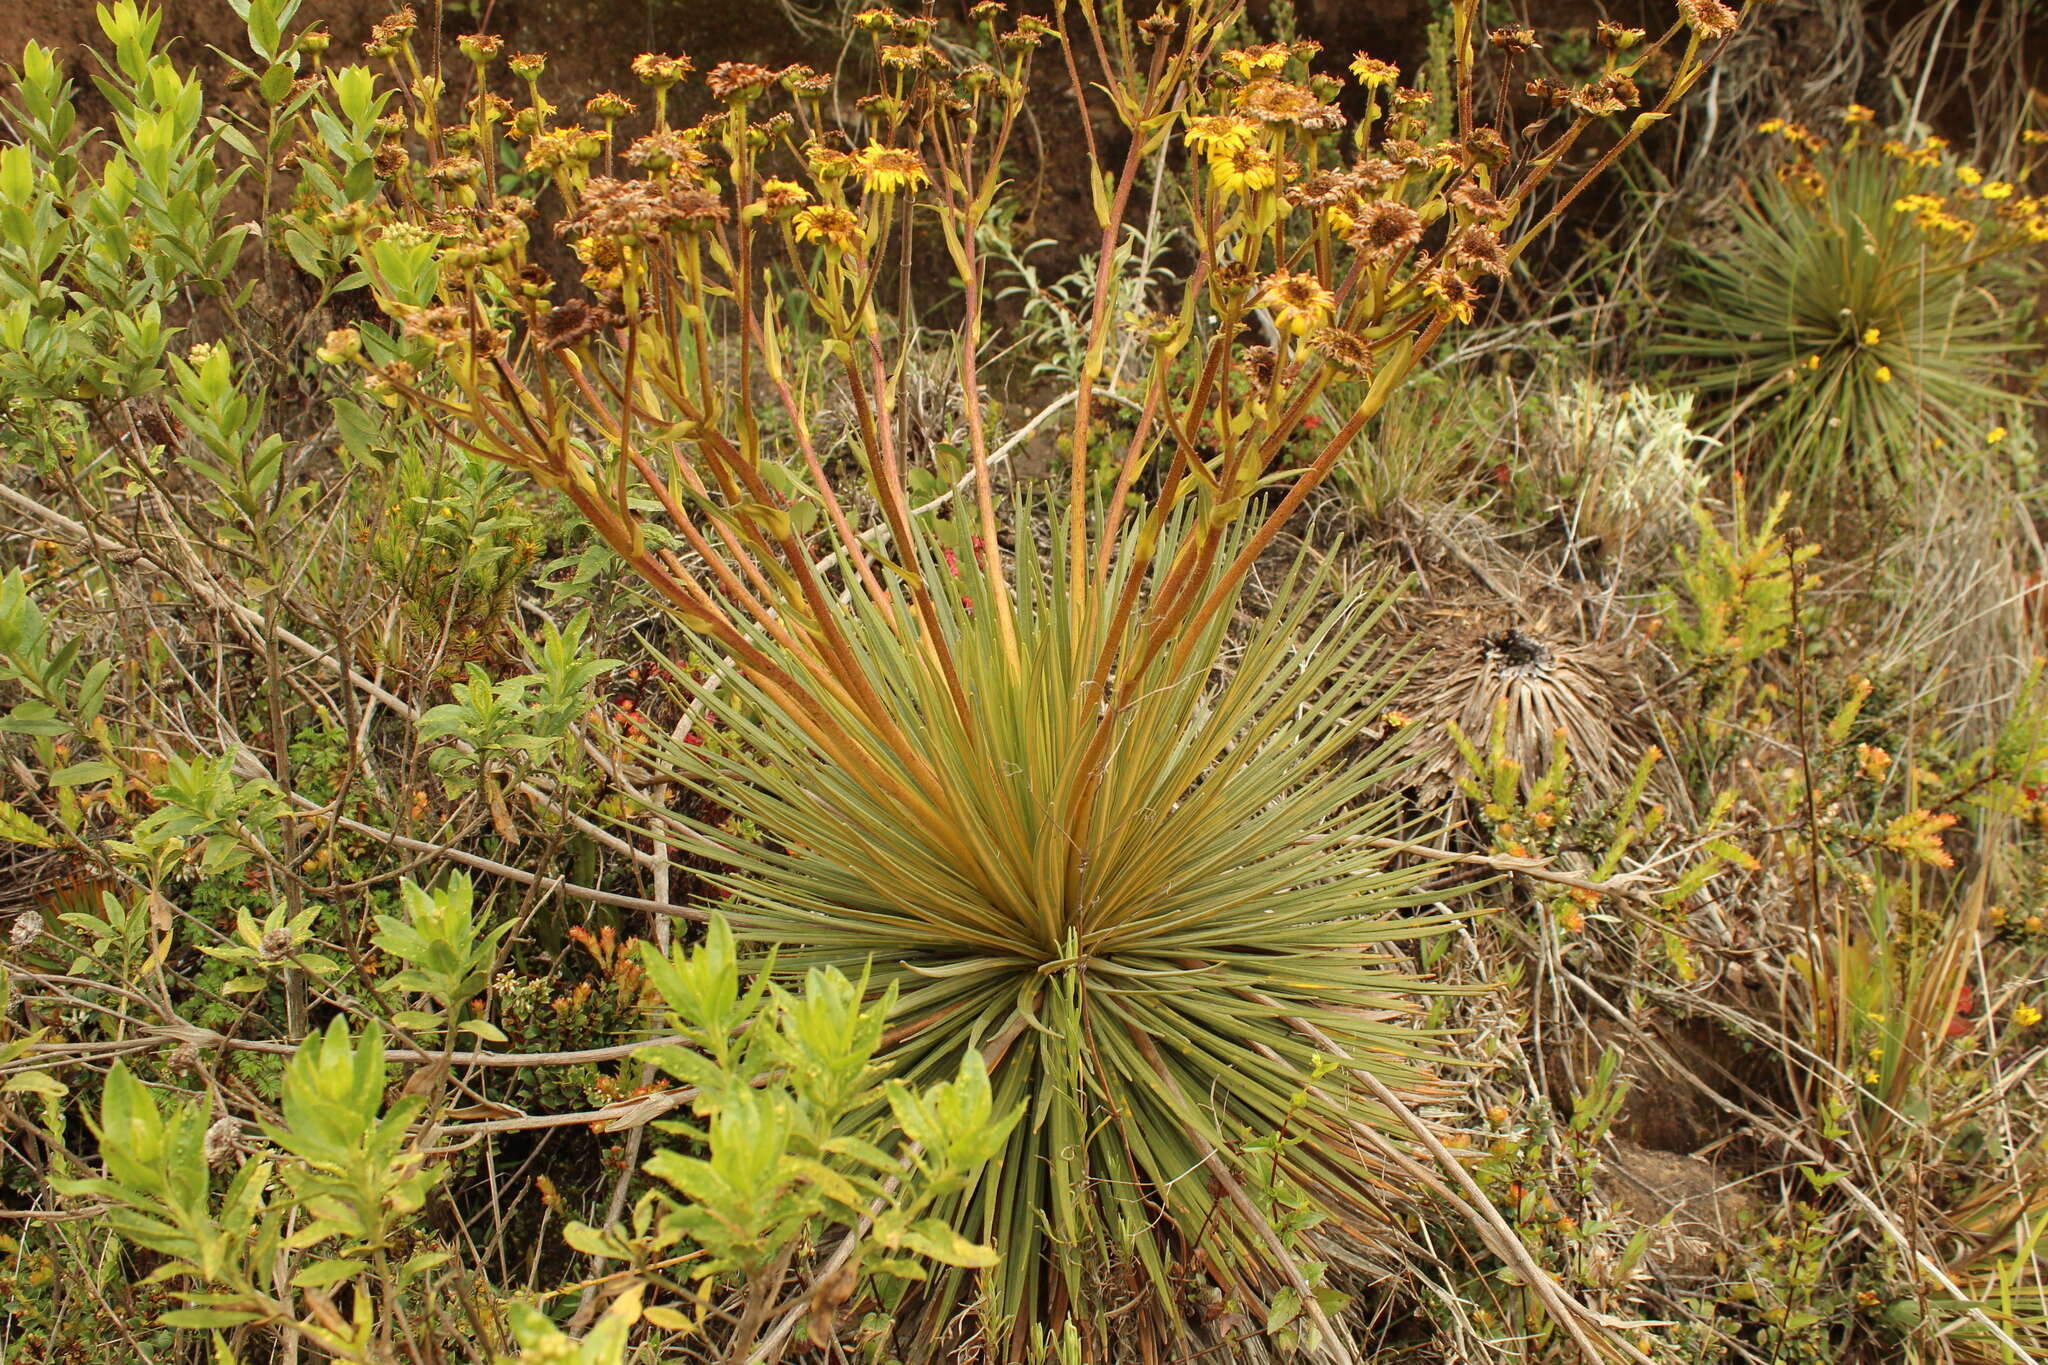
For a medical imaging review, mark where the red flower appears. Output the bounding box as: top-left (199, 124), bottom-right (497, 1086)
top-left (1947, 981), bottom-right (1976, 1039)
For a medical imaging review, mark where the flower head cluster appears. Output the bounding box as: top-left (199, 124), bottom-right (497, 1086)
top-left (1891, 191), bottom-right (1976, 240)
top-left (1880, 136), bottom-right (1948, 170)
top-left (1756, 118), bottom-right (1825, 154)
top-left (562, 177), bottom-right (730, 245)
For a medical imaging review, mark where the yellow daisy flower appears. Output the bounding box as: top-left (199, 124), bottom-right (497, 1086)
top-left (854, 143), bottom-right (929, 195)
top-left (1183, 114), bottom-right (1257, 156)
top-left (1210, 142), bottom-right (1278, 197)
top-left (1256, 270), bottom-right (1336, 336)
top-left (792, 204), bottom-right (861, 252)
top-left (1349, 53), bottom-right (1398, 87)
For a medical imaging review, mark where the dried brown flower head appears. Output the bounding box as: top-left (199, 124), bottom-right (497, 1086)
top-left (538, 298), bottom-right (602, 350)
top-left (204, 1116), bottom-right (242, 1167)
top-left (1568, 82), bottom-right (1627, 118)
top-left (1309, 327), bottom-right (1375, 373)
top-left (706, 61), bottom-right (780, 102)
top-left (781, 64), bottom-right (832, 96)
top-left (632, 53), bottom-right (693, 88)
top-left (1461, 127), bottom-right (1509, 168)
top-left (514, 263), bottom-right (553, 298)
top-left (365, 5), bottom-right (416, 56)
top-left (999, 18), bottom-right (1053, 52)
top-left (1450, 226), bottom-right (1509, 276)
top-left (427, 155), bottom-right (481, 189)
top-left (1448, 179), bottom-right (1505, 220)
top-left (1350, 156), bottom-right (1406, 190)
top-left (1597, 20), bottom-right (1646, 50)
top-left (1382, 138), bottom-right (1431, 172)
top-left (625, 130), bottom-right (705, 174)
top-left (403, 308), bottom-right (467, 353)
top-left (880, 43), bottom-right (932, 70)
top-left (1347, 200), bottom-right (1423, 260)
top-left (1237, 344), bottom-right (1278, 385)
top-left (1287, 169), bottom-right (1361, 211)
top-left (1678, 0), bottom-right (1739, 40)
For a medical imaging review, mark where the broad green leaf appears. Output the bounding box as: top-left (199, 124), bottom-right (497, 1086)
top-left (289, 1258), bottom-right (367, 1289)
top-left (3, 1071), bottom-right (67, 1098)
top-left (50, 759), bottom-right (120, 786)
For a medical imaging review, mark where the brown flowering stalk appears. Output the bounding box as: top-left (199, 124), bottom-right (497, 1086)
top-left (305, 0), bottom-right (1751, 782)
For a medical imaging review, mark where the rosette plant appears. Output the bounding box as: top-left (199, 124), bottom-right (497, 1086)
top-left (1661, 116), bottom-right (2039, 511)
top-left (299, 0), bottom-right (1749, 1353)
